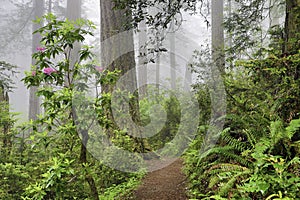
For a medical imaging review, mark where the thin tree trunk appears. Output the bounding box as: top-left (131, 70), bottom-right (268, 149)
top-left (169, 19), bottom-right (176, 90)
top-left (156, 52), bottom-right (160, 93)
top-left (66, 0), bottom-right (81, 84)
top-left (211, 0), bottom-right (225, 73)
top-left (138, 19), bottom-right (148, 99)
top-left (202, 0), bottom-right (226, 152)
top-left (29, 0), bottom-right (44, 120)
top-left (48, 0), bottom-right (52, 13)
top-left (227, 0), bottom-right (233, 68)
top-left (80, 129), bottom-right (98, 200)
top-left (72, 108), bottom-right (99, 200)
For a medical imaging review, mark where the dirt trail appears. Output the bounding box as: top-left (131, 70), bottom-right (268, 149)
top-left (131, 159), bottom-right (188, 200)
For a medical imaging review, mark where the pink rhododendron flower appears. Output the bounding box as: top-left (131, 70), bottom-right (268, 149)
top-left (95, 66), bottom-right (104, 72)
top-left (32, 71), bottom-right (36, 76)
top-left (42, 67), bottom-right (56, 75)
top-left (36, 47), bottom-right (46, 52)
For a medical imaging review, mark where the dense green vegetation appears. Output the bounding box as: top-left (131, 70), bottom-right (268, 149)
top-left (183, 1), bottom-right (300, 198)
top-left (0, 14), bottom-right (144, 200)
top-left (0, 0), bottom-right (300, 199)
top-left (184, 53), bottom-right (300, 199)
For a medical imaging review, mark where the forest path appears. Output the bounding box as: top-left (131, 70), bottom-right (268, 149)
top-left (131, 159), bottom-right (188, 200)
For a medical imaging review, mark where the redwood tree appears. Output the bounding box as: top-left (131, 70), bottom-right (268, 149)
top-left (100, 0), bottom-right (146, 152)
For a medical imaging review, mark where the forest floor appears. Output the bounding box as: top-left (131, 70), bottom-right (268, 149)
top-left (130, 159), bottom-right (188, 200)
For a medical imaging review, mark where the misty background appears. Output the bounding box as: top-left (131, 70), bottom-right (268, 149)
top-left (1, 0), bottom-right (281, 122)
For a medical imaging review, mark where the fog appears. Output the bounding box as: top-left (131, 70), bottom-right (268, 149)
top-left (0, 0), bottom-right (225, 123)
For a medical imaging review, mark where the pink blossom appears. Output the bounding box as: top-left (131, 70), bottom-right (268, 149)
top-left (36, 47), bottom-right (46, 52)
top-left (42, 67), bottom-right (56, 75)
top-left (95, 66), bottom-right (104, 72)
top-left (31, 71), bottom-right (36, 76)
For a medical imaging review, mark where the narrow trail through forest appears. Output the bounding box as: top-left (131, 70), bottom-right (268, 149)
top-left (131, 159), bottom-right (188, 200)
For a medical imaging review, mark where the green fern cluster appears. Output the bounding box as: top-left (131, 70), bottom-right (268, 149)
top-left (237, 118), bottom-right (300, 199)
top-left (184, 127), bottom-right (255, 199)
top-left (185, 117), bottom-right (300, 199)
top-left (185, 45), bottom-right (300, 199)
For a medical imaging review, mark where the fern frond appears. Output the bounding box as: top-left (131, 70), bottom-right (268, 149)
top-left (207, 146), bottom-right (251, 166)
top-left (208, 175), bottom-right (220, 188)
top-left (270, 120), bottom-right (285, 144)
top-left (285, 118), bottom-right (300, 139)
top-left (243, 129), bottom-right (257, 148)
top-left (221, 131), bottom-right (248, 152)
top-left (207, 163), bottom-right (248, 174)
top-left (253, 138), bottom-right (271, 155)
top-left (288, 156), bottom-right (300, 166)
top-left (218, 169), bottom-right (252, 197)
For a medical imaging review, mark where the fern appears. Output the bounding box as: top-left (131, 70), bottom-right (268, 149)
top-left (208, 175), bottom-right (220, 189)
top-left (204, 163), bottom-right (252, 197)
top-left (242, 129), bottom-right (257, 148)
top-left (218, 170), bottom-right (251, 197)
top-left (202, 146), bottom-right (251, 167)
top-left (207, 163), bottom-right (248, 174)
top-left (288, 156), bottom-right (300, 166)
top-left (222, 134), bottom-right (248, 152)
top-left (186, 115), bottom-right (300, 199)
top-left (285, 118), bottom-right (300, 139)
top-left (237, 118), bottom-right (300, 199)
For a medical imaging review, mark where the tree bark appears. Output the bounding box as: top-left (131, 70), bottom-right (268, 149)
top-left (284, 0), bottom-right (300, 53)
top-left (170, 19), bottom-right (176, 90)
top-left (211, 0), bottom-right (225, 73)
top-left (100, 0), bottom-right (136, 89)
top-left (100, 0), bottom-right (146, 153)
top-left (138, 19), bottom-right (148, 99)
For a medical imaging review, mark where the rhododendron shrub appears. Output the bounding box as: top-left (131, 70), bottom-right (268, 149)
top-left (21, 14), bottom-right (121, 199)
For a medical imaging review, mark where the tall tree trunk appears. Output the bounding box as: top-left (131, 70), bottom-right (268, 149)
top-left (284, 0), bottom-right (300, 53)
top-left (211, 0), bottom-right (225, 73)
top-left (101, 2), bottom-right (137, 128)
top-left (29, 0), bottom-right (44, 120)
top-left (100, 0), bottom-right (137, 90)
top-left (156, 49), bottom-right (160, 93)
top-left (227, 0), bottom-right (234, 68)
top-left (66, 0), bottom-right (81, 79)
top-left (202, 0), bottom-right (226, 152)
top-left (48, 0), bottom-right (52, 13)
top-left (283, 0), bottom-right (300, 122)
top-left (100, 0), bottom-right (148, 154)
top-left (138, 19), bottom-right (148, 99)
top-left (169, 19), bottom-right (176, 90)
top-left (269, 0), bottom-right (280, 27)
